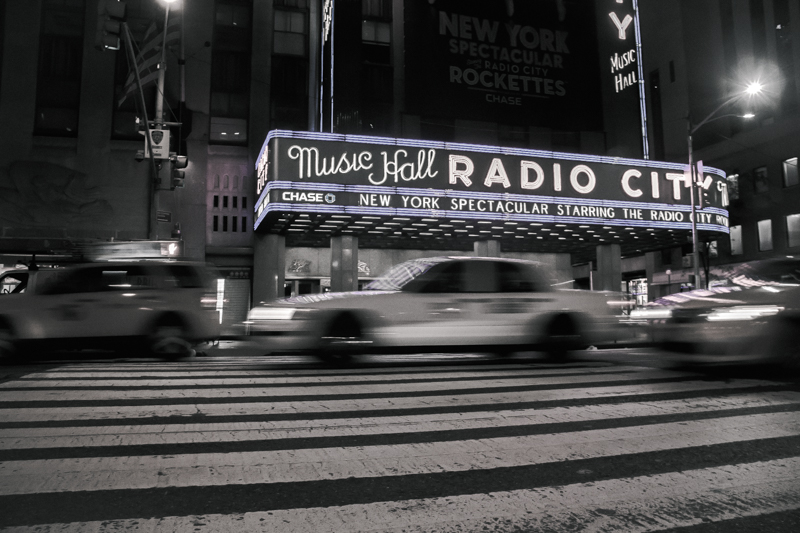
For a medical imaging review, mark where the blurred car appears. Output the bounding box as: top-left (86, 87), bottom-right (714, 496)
top-left (631, 257), bottom-right (800, 368)
top-left (246, 256), bottom-right (627, 361)
top-left (0, 261), bottom-right (220, 360)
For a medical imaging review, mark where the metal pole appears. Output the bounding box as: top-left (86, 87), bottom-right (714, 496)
top-left (330, 0), bottom-right (335, 133)
top-left (122, 23), bottom-right (159, 241)
top-left (687, 123), bottom-right (702, 289)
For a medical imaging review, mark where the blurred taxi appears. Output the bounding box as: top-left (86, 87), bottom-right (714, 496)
top-left (246, 256), bottom-right (627, 361)
top-left (0, 261), bottom-right (220, 360)
top-left (631, 257), bottom-right (800, 368)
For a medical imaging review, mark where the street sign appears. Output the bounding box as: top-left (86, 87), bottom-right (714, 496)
top-left (145, 128), bottom-right (170, 159)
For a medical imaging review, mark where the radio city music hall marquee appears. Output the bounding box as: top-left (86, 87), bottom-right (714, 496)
top-left (254, 131), bottom-right (730, 235)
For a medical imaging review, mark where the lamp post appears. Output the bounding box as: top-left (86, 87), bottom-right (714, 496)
top-left (687, 82), bottom-right (762, 289)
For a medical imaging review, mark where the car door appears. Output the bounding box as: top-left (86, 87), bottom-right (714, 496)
top-left (40, 265), bottom-right (154, 340)
top-left (476, 261), bottom-right (556, 344)
top-left (375, 260), bottom-right (477, 347)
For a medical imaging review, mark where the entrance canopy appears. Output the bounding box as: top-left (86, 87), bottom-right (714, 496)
top-left (254, 131), bottom-right (730, 263)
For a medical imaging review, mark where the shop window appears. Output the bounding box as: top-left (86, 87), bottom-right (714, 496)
top-left (783, 157), bottom-right (798, 187)
top-left (730, 225), bottom-right (743, 255)
top-left (758, 219), bottom-right (773, 251)
top-left (213, 216), bottom-right (219, 232)
top-left (786, 214), bottom-right (800, 248)
top-left (753, 166), bottom-right (769, 193)
top-left (34, 0), bottom-right (85, 137)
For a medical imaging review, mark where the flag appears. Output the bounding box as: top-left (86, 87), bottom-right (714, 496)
top-left (118, 16), bottom-right (180, 107)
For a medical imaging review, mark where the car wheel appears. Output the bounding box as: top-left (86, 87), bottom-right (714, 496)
top-left (543, 314), bottom-right (581, 363)
top-left (149, 317), bottom-right (194, 360)
top-left (317, 314), bottom-right (365, 365)
top-left (0, 320), bottom-right (17, 363)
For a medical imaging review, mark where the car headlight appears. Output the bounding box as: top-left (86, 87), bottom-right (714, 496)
top-left (630, 308), bottom-right (673, 319)
top-left (706, 305), bottom-right (783, 322)
top-left (247, 307), bottom-right (297, 321)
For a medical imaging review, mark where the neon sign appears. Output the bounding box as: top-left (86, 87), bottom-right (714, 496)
top-left (254, 131), bottom-right (728, 234)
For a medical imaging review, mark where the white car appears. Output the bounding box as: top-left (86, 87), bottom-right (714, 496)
top-left (0, 261), bottom-right (220, 360)
top-left (632, 257), bottom-right (800, 369)
top-left (247, 256), bottom-right (626, 362)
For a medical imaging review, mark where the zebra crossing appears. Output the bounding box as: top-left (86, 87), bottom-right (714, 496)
top-left (0, 355), bottom-right (799, 532)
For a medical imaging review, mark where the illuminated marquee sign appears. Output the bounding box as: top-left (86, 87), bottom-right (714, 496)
top-left (254, 131), bottom-right (729, 234)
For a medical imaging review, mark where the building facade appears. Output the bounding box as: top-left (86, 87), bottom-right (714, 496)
top-left (2, 0), bottom-right (796, 332)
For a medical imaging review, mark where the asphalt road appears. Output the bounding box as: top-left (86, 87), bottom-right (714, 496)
top-left (1, 346), bottom-right (799, 532)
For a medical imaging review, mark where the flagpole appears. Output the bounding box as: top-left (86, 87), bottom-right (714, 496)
top-left (155, 2), bottom-right (170, 127)
top-left (122, 22), bottom-right (159, 241)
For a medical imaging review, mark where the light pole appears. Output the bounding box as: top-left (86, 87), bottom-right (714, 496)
top-left (687, 82), bottom-right (762, 289)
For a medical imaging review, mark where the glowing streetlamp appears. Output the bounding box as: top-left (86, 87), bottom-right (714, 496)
top-left (687, 83), bottom-right (762, 289)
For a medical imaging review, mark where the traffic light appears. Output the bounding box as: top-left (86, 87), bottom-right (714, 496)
top-left (170, 154), bottom-right (188, 190)
top-left (94, 0), bottom-right (126, 51)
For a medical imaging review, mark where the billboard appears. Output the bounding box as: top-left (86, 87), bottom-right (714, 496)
top-left (404, 0), bottom-right (604, 130)
top-left (255, 131), bottom-right (730, 235)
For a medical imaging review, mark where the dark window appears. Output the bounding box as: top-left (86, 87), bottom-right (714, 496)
top-left (362, 0), bottom-right (392, 18)
top-left (223, 196), bottom-right (229, 208)
top-left (270, 56), bottom-right (309, 129)
top-left (210, 0), bottom-right (252, 144)
top-left (242, 217), bottom-right (247, 231)
top-left (233, 196), bottom-right (238, 208)
top-left (242, 197), bottom-right (247, 209)
top-left (213, 195), bottom-right (219, 208)
top-left (274, 8), bottom-right (307, 56)
top-left (362, 64), bottom-right (393, 103)
top-left (35, 0), bottom-right (85, 137)
top-left (213, 215), bottom-right (219, 231)
top-left (232, 216), bottom-right (238, 232)
top-left (223, 216), bottom-right (228, 232)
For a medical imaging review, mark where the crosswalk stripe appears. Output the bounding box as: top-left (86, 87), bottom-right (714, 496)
top-left (2, 357), bottom-right (798, 532)
top-left (0, 378), bottom-right (783, 423)
top-left (2, 458), bottom-right (798, 533)
top-left (17, 362), bottom-right (637, 380)
top-left (2, 411), bottom-right (798, 495)
top-left (0, 369), bottom-right (699, 401)
top-left (1, 391), bottom-right (798, 450)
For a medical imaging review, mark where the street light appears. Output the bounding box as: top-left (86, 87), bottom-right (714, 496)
top-left (687, 83), bottom-right (762, 289)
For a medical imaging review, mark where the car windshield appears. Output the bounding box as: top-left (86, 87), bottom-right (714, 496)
top-left (364, 257), bottom-right (453, 291)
